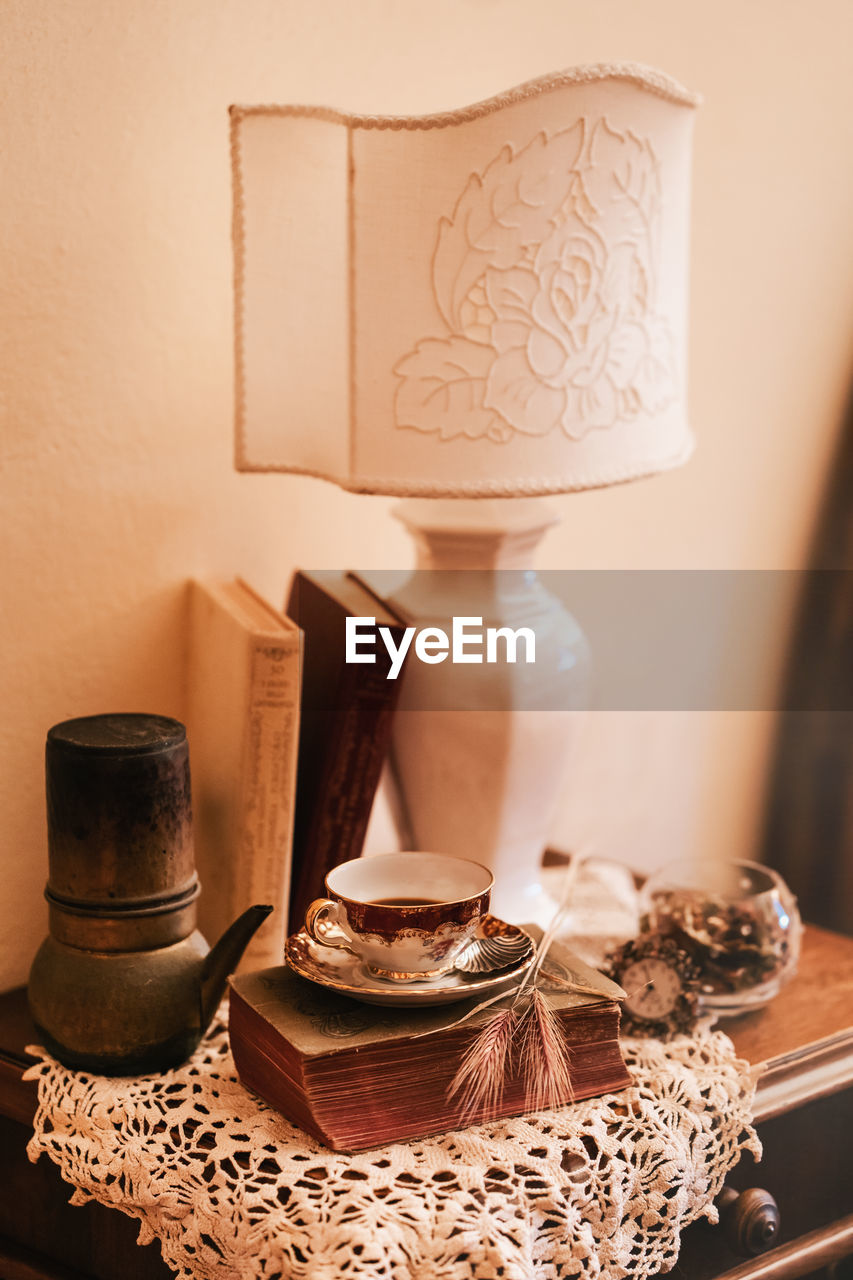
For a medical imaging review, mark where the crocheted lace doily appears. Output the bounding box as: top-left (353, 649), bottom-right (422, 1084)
top-left (25, 1013), bottom-right (759, 1280)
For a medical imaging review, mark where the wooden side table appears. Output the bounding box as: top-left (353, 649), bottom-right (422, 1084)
top-left (675, 925), bottom-right (853, 1279)
top-left (1, 925), bottom-right (852, 1280)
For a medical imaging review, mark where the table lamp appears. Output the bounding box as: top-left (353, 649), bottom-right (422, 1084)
top-left (231, 65), bottom-right (698, 923)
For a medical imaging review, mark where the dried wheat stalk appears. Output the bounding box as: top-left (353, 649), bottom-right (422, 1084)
top-left (447, 1005), bottom-right (519, 1119)
top-left (518, 986), bottom-right (574, 1111)
top-left (446, 852), bottom-right (587, 1118)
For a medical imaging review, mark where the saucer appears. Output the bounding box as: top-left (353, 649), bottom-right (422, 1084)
top-left (285, 916), bottom-right (535, 1007)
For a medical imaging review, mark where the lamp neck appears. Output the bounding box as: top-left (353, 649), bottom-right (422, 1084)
top-left (393, 498), bottom-right (559, 572)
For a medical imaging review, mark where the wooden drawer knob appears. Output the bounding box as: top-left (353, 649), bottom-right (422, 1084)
top-left (718, 1186), bottom-right (781, 1257)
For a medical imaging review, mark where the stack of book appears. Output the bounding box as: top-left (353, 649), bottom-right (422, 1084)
top-left (189, 575), bottom-right (633, 1151)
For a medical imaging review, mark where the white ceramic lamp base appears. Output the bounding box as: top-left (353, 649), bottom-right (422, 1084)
top-left (387, 498), bottom-right (590, 927)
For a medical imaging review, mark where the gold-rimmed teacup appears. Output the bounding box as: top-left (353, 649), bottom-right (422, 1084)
top-left (304, 852), bottom-right (493, 982)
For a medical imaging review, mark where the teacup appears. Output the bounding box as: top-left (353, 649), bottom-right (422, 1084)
top-left (304, 852), bottom-right (493, 981)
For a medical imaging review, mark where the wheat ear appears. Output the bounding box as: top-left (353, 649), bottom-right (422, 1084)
top-left (447, 1005), bottom-right (519, 1119)
top-left (444, 850), bottom-right (589, 1118)
top-left (518, 986), bottom-right (574, 1111)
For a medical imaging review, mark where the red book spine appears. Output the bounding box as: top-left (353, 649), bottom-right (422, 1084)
top-left (289, 659), bottom-right (400, 926)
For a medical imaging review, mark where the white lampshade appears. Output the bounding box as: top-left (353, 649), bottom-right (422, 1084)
top-left (231, 65), bottom-right (698, 496)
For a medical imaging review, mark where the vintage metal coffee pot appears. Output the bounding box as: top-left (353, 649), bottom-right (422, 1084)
top-left (28, 713), bottom-right (272, 1073)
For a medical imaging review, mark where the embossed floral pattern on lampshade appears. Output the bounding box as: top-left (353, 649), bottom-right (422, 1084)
top-left (394, 119), bottom-right (678, 445)
top-left (231, 65), bottom-right (698, 495)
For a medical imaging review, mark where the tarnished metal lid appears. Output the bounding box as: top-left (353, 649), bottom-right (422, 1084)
top-left (45, 713), bottom-right (198, 932)
top-left (48, 712), bottom-right (187, 756)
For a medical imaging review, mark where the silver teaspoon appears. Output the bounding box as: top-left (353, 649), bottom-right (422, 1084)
top-left (454, 922), bottom-right (534, 974)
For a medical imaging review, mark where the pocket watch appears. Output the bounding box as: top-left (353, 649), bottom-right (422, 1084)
top-left (606, 933), bottom-right (701, 1038)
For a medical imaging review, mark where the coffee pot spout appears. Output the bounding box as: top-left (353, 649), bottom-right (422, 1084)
top-left (200, 904), bottom-right (274, 1029)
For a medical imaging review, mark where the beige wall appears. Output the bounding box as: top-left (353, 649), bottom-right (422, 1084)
top-left (2, 0), bottom-right (852, 990)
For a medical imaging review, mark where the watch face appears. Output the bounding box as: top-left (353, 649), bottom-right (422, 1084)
top-left (621, 957), bottom-right (683, 1020)
top-left (608, 932), bottom-right (701, 1038)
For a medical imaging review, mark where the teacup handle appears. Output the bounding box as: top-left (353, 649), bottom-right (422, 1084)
top-left (305, 898), bottom-right (355, 952)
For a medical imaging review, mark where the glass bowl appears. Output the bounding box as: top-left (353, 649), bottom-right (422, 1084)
top-left (642, 859), bottom-right (802, 1017)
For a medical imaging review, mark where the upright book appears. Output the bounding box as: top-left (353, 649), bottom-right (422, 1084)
top-left (187, 578), bottom-right (302, 971)
top-left (285, 571), bottom-right (408, 928)
top-left (229, 943), bottom-right (631, 1151)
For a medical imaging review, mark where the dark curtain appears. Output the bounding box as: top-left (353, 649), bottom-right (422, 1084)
top-left (761, 390), bottom-right (853, 934)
